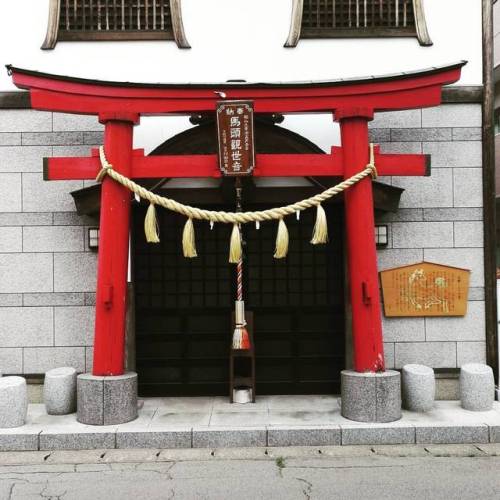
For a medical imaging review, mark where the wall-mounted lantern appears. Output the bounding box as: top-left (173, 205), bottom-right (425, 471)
top-left (88, 228), bottom-right (100, 251)
top-left (375, 225), bottom-right (389, 248)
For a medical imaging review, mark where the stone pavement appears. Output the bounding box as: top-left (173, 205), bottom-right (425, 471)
top-left (1, 396), bottom-right (500, 451)
top-left (0, 445), bottom-right (500, 499)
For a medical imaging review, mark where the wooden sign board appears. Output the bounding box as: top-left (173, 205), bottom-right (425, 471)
top-left (216, 100), bottom-right (255, 176)
top-left (380, 261), bottom-right (470, 317)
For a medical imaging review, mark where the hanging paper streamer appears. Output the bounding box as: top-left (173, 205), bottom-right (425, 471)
top-left (229, 223), bottom-right (243, 264)
top-left (274, 218), bottom-right (289, 259)
top-left (144, 203), bottom-right (160, 243)
top-left (311, 204), bottom-right (328, 244)
top-left (182, 218), bottom-right (197, 258)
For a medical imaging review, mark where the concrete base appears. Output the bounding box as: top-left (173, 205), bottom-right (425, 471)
top-left (341, 370), bottom-right (401, 423)
top-left (77, 372), bottom-right (138, 426)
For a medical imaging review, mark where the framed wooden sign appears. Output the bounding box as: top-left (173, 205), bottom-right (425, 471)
top-left (216, 100), bottom-right (255, 176)
top-left (380, 261), bottom-right (470, 317)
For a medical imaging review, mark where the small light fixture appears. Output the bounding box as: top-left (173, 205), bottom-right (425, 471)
top-left (375, 224), bottom-right (389, 247)
top-left (88, 227), bottom-right (99, 250)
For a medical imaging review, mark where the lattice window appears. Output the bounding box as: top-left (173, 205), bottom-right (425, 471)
top-left (285, 0), bottom-right (432, 47)
top-left (42, 0), bottom-right (190, 49)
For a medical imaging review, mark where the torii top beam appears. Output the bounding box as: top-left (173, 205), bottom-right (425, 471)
top-left (7, 62), bottom-right (465, 116)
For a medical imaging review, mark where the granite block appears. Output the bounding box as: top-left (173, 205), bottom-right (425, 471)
top-left (44, 367), bottom-right (77, 415)
top-left (391, 169), bottom-right (453, 208)
top-left (21, 132), bottom-right (83, 146)
top-left (0, 293), bottom-right (23, 306)
top-left (267, 426), bottom-right (340, 447)
top-left (54, 306), bottom-right (94, 346)
top-left (415, 424), bottom-right (489, 444)
top-left (116, 430), bottom-right (191, 449)
top-left (0, 212), bottom-right (52, 226)
top-left (24, 347), bottom-right (85, 374)
top-left (192, 427), bottom-right (267, 448)
top-left (452, 127), bottom-right (481, 141)
top-left (392, 222), bottom-right (454, 249)
top-left (423, 208), bottom-right (483, 222)
top-left (22, 173), bottom-right (83, 212)
top-left (423, 141), bottom-right (481, 167)
top-left (103, 373), bottom-right (138, 425)
top-left (368, 128), bottom-right (391, 142)
top-left (382, 316), bottom-right (425, 343)
top-left (460, 363), bottom-right (494, 411)
top-left (457, 342), bottom-right (486, 366)
top-left (84, 293), bottom-right (96, 306)
top-left (341, 370), bottom-right (401, 423)
top-left (0, 348), bottom-right (23, 373)
top-left (376, 208), bottom-right (423, 223)
top-left (377, 248), bottom-right (423, 271)
top-left (23, 293), bottom-right (85, 307)
top-left (369, 109), bottom-right (421, 128)
top-left (85, 347), bottom-right (93, 373)
top-left (423, 248), bottom-right (484, 287)
top-left (425, 302), bottom-right (485, 342)
top-left (23, 226), bottom-right (84, 252)
top-left (0, 173), bottom-right (21, 212)
top-left (391, 128), bottom-right (451, 142)
top-left (341, 425), bottom-right (415, 445)
top-left (0, 307), bottom-right (53, 347)
top-left (0, 133), bottom-right (21, 146)
top-left (0, 227), bottom-right (22, 252)
top-left (379, 141), bottom-right (422, 154)
top-left (53, 113), bottom-right (103, 132)
top-left (490, 426), bottom-right (500, 443)
top-left (52, 145), bottom-right (96, 158)
top-left (402, 364), bottom-right (435, 412)
top-left (453, 168), bottom-right (482, 208)
top-left (395, 342), bottom-right (457, 369)
top-left (0, 146), bottom-right (52, 173)
top-left (0, 253), bottom-right (53, 293)
top-left (0, 110), bottom-right (52, 132)
top-left (422, 104), bottom-right (481, 128)
top-left (54, 253), bottom-right (97, 292)
top-left (77, 374), bottom-right (104, 425)
top-left (83, 131), bottom-right (104, 144)
top-left (0, 376), bottom-right (28, 428)
top-left (468, 288), bottom-right (485, 301)
top-left (0, 430), bottom-right (39, 451)
top-left (53, 212), bottom-right (98, 226)
top-left (39, 431), bottom-right (116, 450)
top-left (384, 343), bottom-right (395, 369)
top-left (453, 221), bottom-right (483, 247)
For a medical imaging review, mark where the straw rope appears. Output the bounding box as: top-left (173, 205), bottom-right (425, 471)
top-left (96, 145), bottom-right (377, 225)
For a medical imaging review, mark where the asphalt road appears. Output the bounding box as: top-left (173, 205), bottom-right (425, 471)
top-left (0, 445), bottom-right (499, 500)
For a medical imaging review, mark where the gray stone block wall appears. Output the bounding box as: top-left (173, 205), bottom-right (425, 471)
top-left (0, 105), bottom-right (487, 376)
top-left (0, 110), bottom-right (101, 375)
top-left (373, 104), bottom-right (486, 370)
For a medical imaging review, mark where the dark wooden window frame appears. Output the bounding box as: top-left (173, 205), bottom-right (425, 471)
top-left (285, 0), bottom-right (432, 47)
top-left (42, 0), bottom-right (190, 50)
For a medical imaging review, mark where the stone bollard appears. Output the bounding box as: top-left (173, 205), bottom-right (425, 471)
top-left (44, 367), bottom-right (77, 415)
top-left (0, 376), bottom-right (28, 428)
top-left (402, 364), bottom-right (435, 412)
top-left (460, 363), bottom-right (494, 411)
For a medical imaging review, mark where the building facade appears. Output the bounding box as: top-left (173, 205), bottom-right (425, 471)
top-left (0, 0), bottom-right (495, 398)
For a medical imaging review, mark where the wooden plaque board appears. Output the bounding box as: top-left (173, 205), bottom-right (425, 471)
top-left (216, 100), bottom-right (255, 176)
top-left (380, 261), bottom-right (470, 317)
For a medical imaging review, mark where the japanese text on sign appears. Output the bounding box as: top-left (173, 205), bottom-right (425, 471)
top-left (216, 101), bottom-right (255, 176)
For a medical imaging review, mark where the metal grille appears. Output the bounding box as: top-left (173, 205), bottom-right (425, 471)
top-left (58, 0), bottom-right (172, 33)
top-left (302, 0), bottom-right (415, 33)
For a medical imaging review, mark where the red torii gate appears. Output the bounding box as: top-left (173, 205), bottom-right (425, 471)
top-left (8, 62), bottom-right (464, 378)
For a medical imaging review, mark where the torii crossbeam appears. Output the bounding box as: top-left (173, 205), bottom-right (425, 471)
top-left (7, 62), bottom-right (465, 377)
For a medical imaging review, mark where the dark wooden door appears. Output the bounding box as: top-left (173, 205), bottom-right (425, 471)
top-left (133, 203), bottom-right (345, 396)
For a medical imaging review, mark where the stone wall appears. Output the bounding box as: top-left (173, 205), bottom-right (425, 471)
top-left (0, 103), bottom-right (486, 375)
top-left (0, 110), bottom-right (102, 374)
top-left (372, 104), bottom-right (485, 370)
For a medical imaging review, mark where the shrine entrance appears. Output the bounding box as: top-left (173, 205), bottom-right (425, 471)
top-left (134, 203), bottom-right (345, 396)
top-left (132, 117), bottom-right (346, 396)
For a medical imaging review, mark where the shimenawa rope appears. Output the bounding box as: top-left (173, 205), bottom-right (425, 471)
top-left (96, 145), bottom-right (377, 260)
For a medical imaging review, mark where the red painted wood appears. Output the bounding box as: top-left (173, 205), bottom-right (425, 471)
top-left (337, 113), bottom-right (385, 372)
top-left (44, 150), bottom-right (427, 180)
top-left (92, 120), bottom-right (134, 376)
